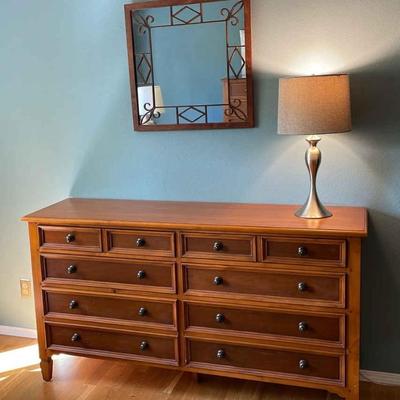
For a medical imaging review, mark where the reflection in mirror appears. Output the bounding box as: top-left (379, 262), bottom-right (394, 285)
top-left (137, 85), bottom-right (164, 124)
top-left (125, 0), bottom-right (253, 131)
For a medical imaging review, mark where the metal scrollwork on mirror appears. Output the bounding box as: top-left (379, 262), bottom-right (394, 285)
top-left (124, 0), bottom-right (253, 131)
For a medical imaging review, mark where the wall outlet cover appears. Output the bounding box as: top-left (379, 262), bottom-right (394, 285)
top-left (20, 279), bottom-right (32, 297)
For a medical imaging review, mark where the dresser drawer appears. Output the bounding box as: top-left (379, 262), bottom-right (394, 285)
top-left (181, 233), bottom-right (256, 262)
top-left (260, 237), bottom-right (346, 267)
top-left (39, 226), bottom-right (102, 252)
top-left (48, 325), bottom-right (178, 365)
top-left (105, 229), bottom-right (175, 257)
top-left (184, 302), bottom-right (344, 346)
top-left (42, 255), bottom-right (176, 293)
top-left (183, 264), bottom-right (345, 308)
top-left (45, 292), bottom-right (176, 328)
top-left (186, 339), bottom-right (343, 384)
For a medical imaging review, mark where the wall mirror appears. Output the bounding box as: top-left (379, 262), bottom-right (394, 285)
top-left (124, 0), bottom-right (253, 131)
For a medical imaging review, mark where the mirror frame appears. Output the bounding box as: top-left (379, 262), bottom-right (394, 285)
top-left (124, 0), bottom-right (254, 131)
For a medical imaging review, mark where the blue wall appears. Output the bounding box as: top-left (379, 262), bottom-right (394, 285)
top-left (1, 0), bottom-right (400, 373)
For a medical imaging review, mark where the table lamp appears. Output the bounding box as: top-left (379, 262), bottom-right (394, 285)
top-left (277, 74), bottom-right (352, 219)
top-left (137, 85), bottom-right (164, 124)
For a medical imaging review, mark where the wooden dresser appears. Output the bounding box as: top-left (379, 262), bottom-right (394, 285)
top-left (22, 199), bottom-right (367, 400)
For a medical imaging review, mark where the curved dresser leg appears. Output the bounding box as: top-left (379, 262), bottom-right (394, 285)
top-left (327, 388), bottom-right (358, 400)
top-left (342, 388), bottom-right (359, 400)
top-left (347, 391), bottom-right (359, 400)
top-left (40, 357), bottom-right (53, 382)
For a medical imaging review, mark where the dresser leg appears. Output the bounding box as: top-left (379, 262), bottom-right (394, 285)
top-left (40, 357), bottom-right (53, 382)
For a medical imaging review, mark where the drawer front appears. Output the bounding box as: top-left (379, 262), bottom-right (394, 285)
top-left (181, 233), bottom-right (256, 262)
top-left (185, 303), bottom-right (344, 346)
top-left (42, 255), bottom-right (176, 293)
top-left (39, 226), bottom-right (102, 252)
top-left (187, 339), bottom-right (343, 384)
top-left (183, 265), bottom-right (345, 308)
top-left (48, 325), bottom-right (177, 364)
top-left (106, 229), bottom-right (175, 257)
top-left (261, 237), bottom-right (346, 267)
top-left (46, 292), bottom-right (175, 327)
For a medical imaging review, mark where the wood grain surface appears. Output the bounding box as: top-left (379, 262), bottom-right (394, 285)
top-left (1, 336), bottom-right (399, 400)
top-left (22, 198), bottom-right (367, 237)
top-left (23, 198), bottom-right (368, 399)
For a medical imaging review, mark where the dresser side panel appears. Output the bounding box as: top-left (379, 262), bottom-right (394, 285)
top-left (345, 237), bottom-right (361, 399)
top-left (28, 222), bottom-right (48, 359)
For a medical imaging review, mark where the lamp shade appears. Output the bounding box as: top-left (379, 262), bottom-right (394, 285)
top-left (137, 85), bottom-right (164, 116)
top-left (277, 74), bottom-right (351, 135)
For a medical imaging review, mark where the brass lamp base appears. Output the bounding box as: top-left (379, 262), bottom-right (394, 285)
top-left (296, 136), bottom-right (332, 219)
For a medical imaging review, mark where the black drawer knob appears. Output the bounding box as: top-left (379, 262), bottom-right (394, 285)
top-left (136, 238), bottom-right (146, 247)
top-left (216, 349), bottom-right (225, 359)
top-left (298, 321), bottom-right (308, 332)
top-left (139, 341), bottom-right (148, 351)
top-left (299, 359), bottom-right (308, 369)
top-left (138, 307), bottom-right (147, 316)
top-left (213, 276), bottom-right (223, 286)
top-left (297, 282), bottom-right (307, 292)
top-left (137, 270), bottom-right (146, 279)
top-left (297, 246), bottom-right (308, 256)
top-left (65, 233), bottom-right (75, 243)
top-left (67, 265), bottom-right (77, 274)
top-left (69, 300), bottom-right (79, 310)
top-left (215, 313), bottom-right (225, 323)
top-left (71, 333), bottom-right (80, 342)
top-left (213, 241), bottom-right (224, 252)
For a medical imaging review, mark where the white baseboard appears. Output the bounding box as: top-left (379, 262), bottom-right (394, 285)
top-left (360, 369), bottom-right (400, 386)
top-left (0, 326), bottom-right (398, 386)
top-left (0, 325), bottom-right (37, 339)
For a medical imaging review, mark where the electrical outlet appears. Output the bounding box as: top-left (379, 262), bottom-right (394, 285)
top-left (20, 279), bottom-right (32, 297)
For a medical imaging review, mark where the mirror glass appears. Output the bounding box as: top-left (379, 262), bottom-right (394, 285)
top-left (125, 0), bottom-right (253, 130)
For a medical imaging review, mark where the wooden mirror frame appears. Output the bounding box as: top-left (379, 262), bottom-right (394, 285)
top-left (124, 0), bottom-right (254, 131)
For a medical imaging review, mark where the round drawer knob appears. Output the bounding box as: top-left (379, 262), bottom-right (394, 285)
top-left (213, 241), bottom-right (224, 252)
top-left (299, 359), bottom-right (308, 369)
top-left (136, 238), bottom-right (146, 247)
top-left (139, 341), bottom-right (148, 351)
top-left (215, 313), bottom-right (225, 323)
top-left (67, 265), bottom-right (77, 274)
top-left (297, 282), bottom-right (307, 292)
top-left (298, 321), bottom-right (308, 332)
top-left (65, 233), bottom-right (75, 243)
top-left (297, 246), bottom-right (308, 256)
top-left (138, 307), bottom-right (147, 316)
top-left (71, 333), bottom-right (80, 342)
top-left (137, 270), bottom-right (146, 279)
top-left (216, 349), bottom-right (225, 359)
top-left (69, 300), bottom-right (79, 310)
top-left (213, 276), bottom-right (223, 286)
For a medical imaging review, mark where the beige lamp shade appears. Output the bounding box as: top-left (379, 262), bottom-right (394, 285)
top-left (277, 74), bottom-right (351, 135)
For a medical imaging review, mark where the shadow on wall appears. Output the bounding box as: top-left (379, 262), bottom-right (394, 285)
top-left (350, 49), bottom-right (400, 372)
top-left (362, 210), bottom-right (400, 372)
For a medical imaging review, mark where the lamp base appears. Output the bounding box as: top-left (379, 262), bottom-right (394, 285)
top-left (296, 136), bottom-right (332, 219)
top-left (295, 200), bottom-right (332, 219)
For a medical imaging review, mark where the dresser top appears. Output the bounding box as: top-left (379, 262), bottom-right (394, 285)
top-left (22, 198), bottom-right (367, 237)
